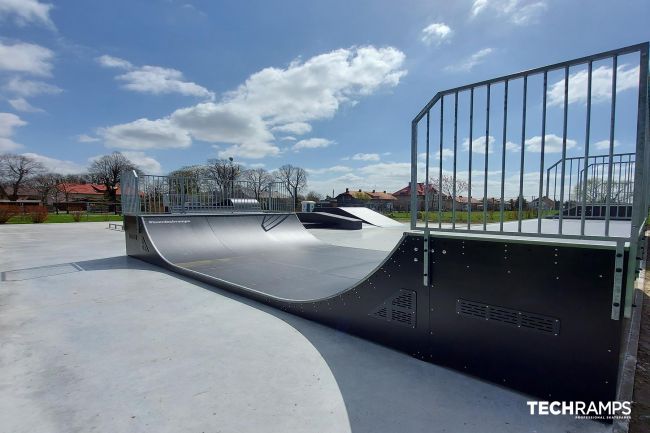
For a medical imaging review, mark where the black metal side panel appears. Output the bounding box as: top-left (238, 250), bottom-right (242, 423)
top-left (279, 235), bottom-right (429, 357)
top-left (428, 236), bottom-right (622, 402)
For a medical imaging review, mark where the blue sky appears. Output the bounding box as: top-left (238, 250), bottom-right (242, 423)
top-left (0, 0), bottom-right (648, 197)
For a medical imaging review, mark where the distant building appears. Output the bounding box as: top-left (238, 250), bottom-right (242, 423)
top-left (333, 188), bottom-right (396, 212)
top-left (529, 196), bottom-right (555, 211)
top-left (454, 195), bottom-right (482, 211)
top-left (52, 183), bottom-right (121, 211)
top-left (392, 182), bottom-right (439, 211)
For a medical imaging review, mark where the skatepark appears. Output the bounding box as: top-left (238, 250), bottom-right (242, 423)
top-left (1, 41), bottom-right (649, 432)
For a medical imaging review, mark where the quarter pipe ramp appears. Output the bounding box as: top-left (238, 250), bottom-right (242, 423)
top-left (125, 212), bottom-right (625, 404)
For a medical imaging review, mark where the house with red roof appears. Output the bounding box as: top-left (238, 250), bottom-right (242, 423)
top-left (392, 182), bottom-right (441, 211)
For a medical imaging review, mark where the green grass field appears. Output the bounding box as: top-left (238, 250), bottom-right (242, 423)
top-left (387, 210), bottom-right (558, 223)
top-left (6, 213), bottom-right (123, 224)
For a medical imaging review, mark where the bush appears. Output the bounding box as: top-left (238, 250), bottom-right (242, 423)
top-left (29, 207), bottom-right (48, 223)
top-left (0, 206), bottom-right (20, 224)
top-left (72, 211), bottom-right (84, 222)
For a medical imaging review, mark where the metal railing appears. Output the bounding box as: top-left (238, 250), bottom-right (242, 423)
top-left (411, 42), bottom-right (649, 240)
top-left (121, 171), bottom-right (294, 215)
top-left (545, 152), bottom-right (635, 221)
top-left (411, 43), bottom-right (649, 319)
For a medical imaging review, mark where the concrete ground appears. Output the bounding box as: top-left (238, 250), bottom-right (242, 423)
top-left (0, 222), bottom-right (611, 433)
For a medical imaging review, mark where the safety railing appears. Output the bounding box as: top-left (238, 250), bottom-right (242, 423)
top-left (411, 42), bottom-right (649, 319)
top-left (121, 171), bottom-right (294, 215)
top-left (411, 42), bottom-right (649, 240)
top-left (545, 152), bottom-right (635, 221)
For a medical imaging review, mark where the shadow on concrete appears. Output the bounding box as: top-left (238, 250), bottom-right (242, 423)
top-left (65, 255), bottom-right (602, 433)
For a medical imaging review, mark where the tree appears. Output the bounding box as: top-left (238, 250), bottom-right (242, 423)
top-left (306, 191), bottom-right (323, 202)
top-left (205, 158), bottom-right (241, 197)
top-left (0, 153), bottom-right (45, 201)
top-left (433, 174), bottom-right (468, 197)
top-left (241, 168), bottom-right (272, 200)
top-left (275, 164), bottom-right (308, 210)
top-left (29, 172), bottom-right (61, 205)
top-left (88, 152), bottom-right (138, 213)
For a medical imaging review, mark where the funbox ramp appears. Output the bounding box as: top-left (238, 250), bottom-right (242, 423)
top-left (125, 212), bottom-right (627, 404)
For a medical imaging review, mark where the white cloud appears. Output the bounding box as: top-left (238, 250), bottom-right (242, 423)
top-left (0, 112), bottom-right (26, 151)
top-left (3, 76), bottom-right (62, 97)
top-left (421, 22), bottom-right (453, 46)
top-left (280, 136), bottom-right (297, 141)
top-left (445, 48), bottom-right (493, 72)
top-left (171, 102), bottom-right (274, 148)
top-left (292, 137), bottom-right (333, 151)
top-left (120, 151), bottom-right (163, 174)
top-left (307, 165), bottom-right (352, 175)
top-left (76, 134), bottom-right (100, 143)
top-left (461, 135), bottom-right (496, 154)
top-left (0, 112), bottom-right (26, 136)
top-left (97, 55), bottom-right (214, 99)
top-left (100, 45), bottom-right (406, 158)
top-left (0, 0), bottom-right (54, 28)
top-left (96, 55), bottom-right (133, 70)
top-left (8, 97), bottom-right (43, 112)
top-left (271, 122), bottom-right (312, 135)
top-left (548, 64), bottom-right (639, 107)
top-left (520, 134), bottom-right (577, 153)
top-left (22, 153), bottom-right (86, 174)
top-left (227, 46), bottom-right (406, 126)
top-left (350, 152), bottom-right (380, 161)
top-left (470, 0), bottom-right (547, 25)
top-left (593, 139), bottom-right (620, 151)
top-left (215, 142), bottom-right (282, 160)
top-left (99, 118), bottom-right (192, 150)
top-left (0, 41), bottom-right (54, 76)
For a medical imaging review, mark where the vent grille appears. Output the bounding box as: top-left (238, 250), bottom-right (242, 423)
top-left (370, 289), bottom-right (416, 328)
top-left (456, 299), bottom-right (560, 335)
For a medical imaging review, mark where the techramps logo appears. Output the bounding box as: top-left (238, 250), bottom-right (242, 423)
top-left (527, 401), bottom-right (632, 420)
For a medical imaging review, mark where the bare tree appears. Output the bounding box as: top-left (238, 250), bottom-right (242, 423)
top-left (241, 168), bottom-right (272, 200)
top-left (29, 172), bottom-right (61, 205)
top-left (306, 191), bottom-right (323, 202)
top-left (205, 158), bottom-right (241, 197)
top-left (88, 152), bottom-right (138, 212)
top-left (275, 164), bottom-right (308, 210)
top-left (434, 174), bottom-right (469, 197)
top-left (0, 153), bottom-right (45, 201)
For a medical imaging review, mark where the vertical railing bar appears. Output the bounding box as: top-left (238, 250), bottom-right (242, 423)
top-left (468, 87), bottom-right (474, 230)
top-left (518, 75), bottom-right (527, 232)
top-left (425, 111), bottom-right (431, 228)
top-left (605, 55), bottom-right (618, 236)
top-left (568, 159), bottom-right (573, 217)
top-left (483, 84), bottom-right (491, 230)
top-left (410, 119), bottom-right (418, 229)
top-left (580, 61), bottom-right (593, 235)
top-left (616, 154), bottom-right (623, 219)
top-left (452, 91), bottom-right (459, 229)
top-left (438, 97), bottom-right (444, 229)
top-left (558, 66), bottom-right (569, 234)
top-left (500, 80), bottom-right (508, 231)
top-left (538, 72), bottom-right (548, 234)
